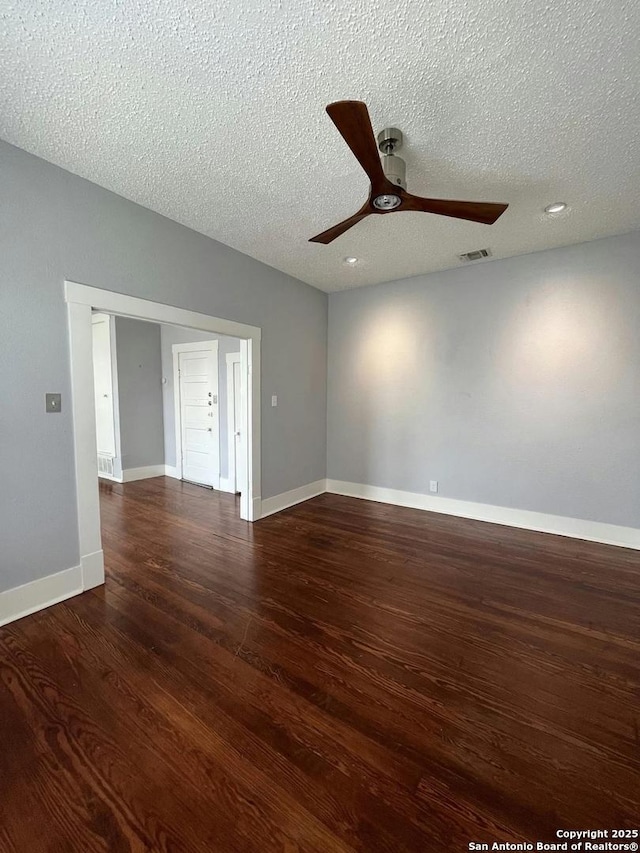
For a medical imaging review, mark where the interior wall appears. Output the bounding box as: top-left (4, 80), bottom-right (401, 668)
top-left (160, 326), bottom-right (241, 480)
top-left (115, 317), bottom-right (165, 471)
top-left (327, 231), bottom-right (640, 529)
top-left (0, 139), bottom-right (327, 594)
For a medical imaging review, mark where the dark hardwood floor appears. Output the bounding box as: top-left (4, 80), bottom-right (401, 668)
top-left (1, 476), bottom-right (639, 851)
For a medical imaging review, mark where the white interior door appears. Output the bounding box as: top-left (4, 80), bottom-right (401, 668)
top-left (91, 314), bottom-right (116, 457)
top-left (177, 342), bottom-right (219, 487)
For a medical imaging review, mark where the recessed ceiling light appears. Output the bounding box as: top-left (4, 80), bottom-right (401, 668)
top-left (344, 256), bottom-right (358, 265)
top-left (544, 202), bottom-right (568, 215)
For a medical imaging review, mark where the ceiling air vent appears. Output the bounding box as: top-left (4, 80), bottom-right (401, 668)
top-left (458, 248), bottom-right (492, 262)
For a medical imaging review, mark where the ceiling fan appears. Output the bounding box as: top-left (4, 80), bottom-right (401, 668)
top-left (309, 100), bottom-right (508, 244)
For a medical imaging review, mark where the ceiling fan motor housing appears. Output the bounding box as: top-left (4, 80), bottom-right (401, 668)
top-left (377, 127), bottom-right (406, 189)
top-left (381, 153), bottom-right (406, 189)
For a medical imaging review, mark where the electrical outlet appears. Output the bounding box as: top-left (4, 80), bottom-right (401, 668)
top-left (429, 480), bottom-right (438, 494)
top-left (271, 395), bottom-right (278, 407)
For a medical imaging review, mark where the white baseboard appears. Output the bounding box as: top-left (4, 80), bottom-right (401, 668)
top-left (326, 480), bottom-right (640, 551)
top-left (98, 472), bottom-right (123, 483)
top-left (218, 476), bottom-right (236, 494)
top-left (81, 550), bottom-right (105, 589)
top-left (260, 479), bottom-right (327, 519)
top-left (122, 465), bottom-right (167, 483)
top-left (0, 566), bottom-right (84, 628)
top-left (251, 496), bottom-right (262, 521)
top-left (164, 465), bottom-right (180, 480)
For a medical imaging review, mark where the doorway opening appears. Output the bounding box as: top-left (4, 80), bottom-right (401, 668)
top-left (91, 317), bottom-right (245, 496)
top-left (170, 333), bottom-right (244, 495)
top-left (66, 281), bottom-right (261, 592)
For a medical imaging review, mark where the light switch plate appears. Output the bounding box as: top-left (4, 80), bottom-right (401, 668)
top-left (271, 395), bottom-right (278, 407)
top-left (46, 393), bottom-right (62, 413)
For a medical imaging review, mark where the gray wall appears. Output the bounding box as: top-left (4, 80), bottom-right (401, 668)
top-left (115, 317), bottom-right (165, 470)
top-left (160, 326), bottom-right (241, 479)
top-left (328, 231), bottom-right (640, 528)
top-left (0, 140), bottom-right (327, 593)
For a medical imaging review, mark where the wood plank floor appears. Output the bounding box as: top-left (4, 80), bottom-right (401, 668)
top-left (1, 477), bottom-right (639, 851)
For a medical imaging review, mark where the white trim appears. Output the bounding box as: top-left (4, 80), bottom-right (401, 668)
top-left (66, 281), bottom-right (261, 341)
top-left (218, 476), bottom-right (235, 494)
top-left (91, 313), bottom-right (122, 478)
top-left (81, 550), bottom-right (105, 590)
top-left (108, 313), bottom-right (123, 481)
top-left (226, 351), bottom-right (242, 495)
top-left (260, 479), bottom-right (327, 519)
top-left (0, 567), bottom-right (83, 628)
top-left (67, 300), bottom-right (105, 588)
top-left (252, 496), bottom-right (263, 520)
top-left (98, 471), bottom-right (123, 483)
top-left (171, 340), bottom-right (219, 354)
top-left (172, 346), bottom-right (182, 478)
top-left (326, 480), bottom-right (640, 551)
top-left (122, 465), bottom-right (167, 482)
top-left (172, 340), bottom-right (220, 488)
top-left (64, 281), bottom-right (261, 601)
top-left (241, 338), bottom-right (258, 523)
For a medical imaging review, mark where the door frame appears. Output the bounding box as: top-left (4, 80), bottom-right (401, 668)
top-left (91, 312), bottom-right (123, 482)
top-left (173, 340), bottom-right (220, 487)
top-left (65, 280), bottom-right (261, 592)
top-left (226, 351), bottom-right (242, 493)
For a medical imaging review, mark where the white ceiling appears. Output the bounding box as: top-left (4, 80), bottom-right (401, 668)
top-left (1, 0), bottom-right (639, 292)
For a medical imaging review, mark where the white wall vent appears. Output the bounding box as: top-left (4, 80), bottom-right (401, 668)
top-left (97, 453), bottom-right (114, 477)
top-left (459, 248), bottom-right (492, 262)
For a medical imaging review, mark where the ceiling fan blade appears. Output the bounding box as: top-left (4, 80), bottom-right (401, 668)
top-left (326, 101), bottom-right (386, 188)
top-left (401, 194), bottom-right (508, 225)
top-left (309, 209), bottom-right (371, 244)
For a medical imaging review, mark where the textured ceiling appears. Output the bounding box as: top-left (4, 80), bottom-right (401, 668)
top-left (1, 0), bottom-right (639, 292)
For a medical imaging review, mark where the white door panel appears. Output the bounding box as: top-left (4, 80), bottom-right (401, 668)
top-left (177, 344), bottom-right (219, 488)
